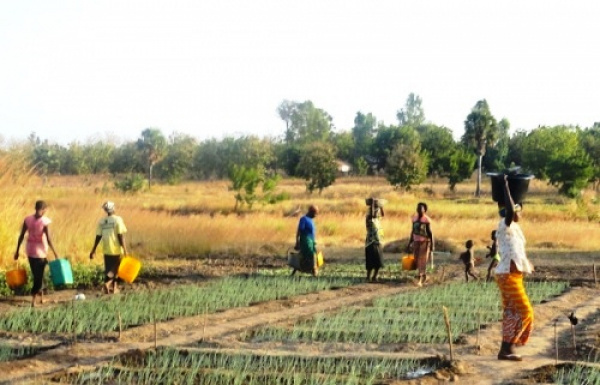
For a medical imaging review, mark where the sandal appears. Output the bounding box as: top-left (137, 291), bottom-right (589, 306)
top-left (497, 353), bottom-right (523, 361)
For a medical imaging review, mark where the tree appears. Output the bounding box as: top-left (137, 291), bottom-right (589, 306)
top-left (351, 111), bottom-right (377, 166)
top-left (296, 142), bottom-right (337, 194)
top-left (521, 126), bottom-right (594, 196)
top-left (137, 128), bottom-right (167, 188)
top-left (372, 125), bottom-right (421, 171)
top-left (155, 133), bottom-right (197, 184)
top-left (385, 143), bottom-right (429, 190)
top-left (229, 164), bottom-right (263, 211)
top-left (416, 124), bottom-right (456, 177)
top-left (397, 93), bottom-right (425, 127)
top-left (446, 146), bottom-right (477, 191)
top-left (279, 100), bottom-right (333, 146)
top-left (482, 118), bottom-right (510, 171)
top-left (462, 99), bottom-right (498, 197)
top-left (580, 126), bottom-right (600, 190)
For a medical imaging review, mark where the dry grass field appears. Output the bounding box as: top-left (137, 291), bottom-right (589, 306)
top-left (1, 153), bottom-right (599, 269)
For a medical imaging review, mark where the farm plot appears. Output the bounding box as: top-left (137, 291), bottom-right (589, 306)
top-left (246, 281), bottom-right (569, 345)
top-left (53, 347), bottom-right (444, 385)
top-left (0, 275), bottom-right (360, 339)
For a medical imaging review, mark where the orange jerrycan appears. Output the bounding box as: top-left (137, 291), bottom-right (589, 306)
top-left (401, 254), bottom-right (417, 271)
top-left (117, 256), bottom-right (142, 283)
top-left (6, 265), bottom-right (28, 290)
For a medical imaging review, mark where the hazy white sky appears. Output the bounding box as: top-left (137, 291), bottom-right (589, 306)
top-left (1, 0), bottom-right (599, 145)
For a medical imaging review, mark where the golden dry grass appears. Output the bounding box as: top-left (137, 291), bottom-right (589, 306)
top-left (1, 161), bottom-right (599, 270)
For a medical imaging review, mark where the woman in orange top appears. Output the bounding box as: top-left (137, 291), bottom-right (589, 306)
top-left (406, 202), bottom-right (434, 287)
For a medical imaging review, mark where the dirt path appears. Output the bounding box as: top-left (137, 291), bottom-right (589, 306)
top-left (2, 282), bottom-right (599, 385)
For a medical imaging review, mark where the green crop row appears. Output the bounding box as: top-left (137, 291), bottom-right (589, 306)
top-left (0, 274), bottom-right (359, 337)
top-left (554, 364), bottom-right (600, 384)
top-left (248, 281), bottom-right (569, 345)
top-left (0, 343), bottom-right (40, 362)
top-left (60, 348), bottom-right (441, 385)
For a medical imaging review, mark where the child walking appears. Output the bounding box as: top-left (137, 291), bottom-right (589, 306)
top-left (485, 230), bottom-right (500, 282)
top-left (459, 240), bottom-right (479, 282)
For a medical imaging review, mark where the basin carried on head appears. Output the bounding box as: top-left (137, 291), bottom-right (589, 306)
top-left (49, 258), bottom-right (74, 287)
top-left (487, 172), bottom-right (535, 205)
top-left (6, 268), bottom-right (27, 290)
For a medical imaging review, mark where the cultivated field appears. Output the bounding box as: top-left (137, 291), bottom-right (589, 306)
top-left (1, 156), bottom-right (600, 384)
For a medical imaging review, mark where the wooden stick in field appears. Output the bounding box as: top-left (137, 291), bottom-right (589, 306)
top-left (117, 311), bottom-right (122, 341)
top-left (442, 306), bottom-right (453, 361)
top-left (594, 264), bottom-right (597, 287)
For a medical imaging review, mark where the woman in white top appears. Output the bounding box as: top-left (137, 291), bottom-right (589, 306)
top-left (495, 175), bottom-right (534, 361)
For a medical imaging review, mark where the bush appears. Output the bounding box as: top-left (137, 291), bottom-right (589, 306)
top-left (114, 173), bottom-right (146, 193)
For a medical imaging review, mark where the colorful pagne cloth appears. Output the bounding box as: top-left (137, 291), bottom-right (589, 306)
top-left (413, 240), bottom-right (430, 277)
top-left (496, 271), bottom-right (534, 345)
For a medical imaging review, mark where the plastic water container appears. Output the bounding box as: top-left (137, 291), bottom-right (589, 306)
top-left (401, 254), bottom-right (417, 271)
top-left (316, 251), bottom-right (324, 267)
top-left (6, 268), bottom-right (27, 289)
top-left (117, 256), bottom-right (141, 283)
top-left (487, 172), bottom-right (535, 205)
top-left (49, 258), bottom-right (74, 286)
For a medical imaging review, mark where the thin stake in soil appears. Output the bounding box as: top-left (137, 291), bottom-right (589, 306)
top-left (442, 306), bottom-right (453, 361)
top-left (117, 311), bottom-right (122, 341)
top-left (554, 320), bottom-right (559, 364)
top-left (594, 264), bottom-right (597, 288)
top-left (154, 311), bottom-right (157, 350)
top-left (476, 310), bottom-right (481, 355)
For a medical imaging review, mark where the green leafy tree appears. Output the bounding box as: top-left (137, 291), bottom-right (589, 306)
top-left (331, 130), bottom-right (354, 166)
top-left (296, 142), bottom-right (337, 194)
top-left (278, 100), bottom-right (333, 176)
top-left (385, 143), bottom-right (429, 191)
top-left (351, 111), bottom-right (377, 166)
top-left (229, 164), bottom-right (263, 210)
top-left (137, 128), bottom-right (167, 188)
top-left (416, 124), bottom-right (456, 177)
top-left (547, 151), bottom-right (594, 197)
top-left (483, 118), bottom-right (510, 171)
top-left (397, 93), bottom-right (425, 127)
top-left (580, 125), bottom-right (600, 190)
top-left (61, 142), bottom-right (88, 175)
top-left (109, 142), bottom-right (145, 174)
top-left (446, 146), bottom-right (477, 191)
top-left (83, 141), bottom-right (115, 174)
top-left (356, 157), bottom-right (369, 176)
top-left (155, 133), bottom-right (197, 184)
top-left (462, 99), bottom-right (498, 197)
top-left (372, 125), bottom-right (421, 171)
top-left (521, 126), bottom-right (594, 196)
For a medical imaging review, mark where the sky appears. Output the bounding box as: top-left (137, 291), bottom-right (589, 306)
top-left (1, 0), bottom-right (599, 146)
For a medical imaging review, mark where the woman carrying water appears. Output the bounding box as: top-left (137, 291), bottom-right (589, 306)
top-left (406, 202), bottom-right (434, 287)
top-left (495, 175), bottom-right (534, 361)
top-left (14, 200), bottom-right (59, 307)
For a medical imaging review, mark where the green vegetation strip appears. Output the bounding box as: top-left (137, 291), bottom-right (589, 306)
top-left (0, 275), bottom-right (359, 336)
top-left (0, 344), bottom-right (40, 362)
top-left (249, 281), bottom-right (568, 344)
top-left (61, 348), bottom-right (440, 385)
top-left (554, 364), bottom-right (600, 384)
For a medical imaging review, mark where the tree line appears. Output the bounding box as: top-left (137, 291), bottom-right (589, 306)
top-left (4, 94), bottom-right (599, 202)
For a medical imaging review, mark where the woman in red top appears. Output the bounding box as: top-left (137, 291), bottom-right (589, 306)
top-left (406, 202), bottom-right (434, 287)
top-left (14, 200), bottom-right (59, 307)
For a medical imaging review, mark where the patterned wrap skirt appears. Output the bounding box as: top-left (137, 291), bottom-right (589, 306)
top-left (413, 240), bottom-right (430, 276)
top-left (496, 271), bottom-right (534, 345)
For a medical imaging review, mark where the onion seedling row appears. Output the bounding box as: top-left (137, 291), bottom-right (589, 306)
top-left (0, 275), bottom-right (359, 337)
top-left (61, 348), bottom-right (441, 385)
top-left (249, 281), bottom-right (568, 345)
